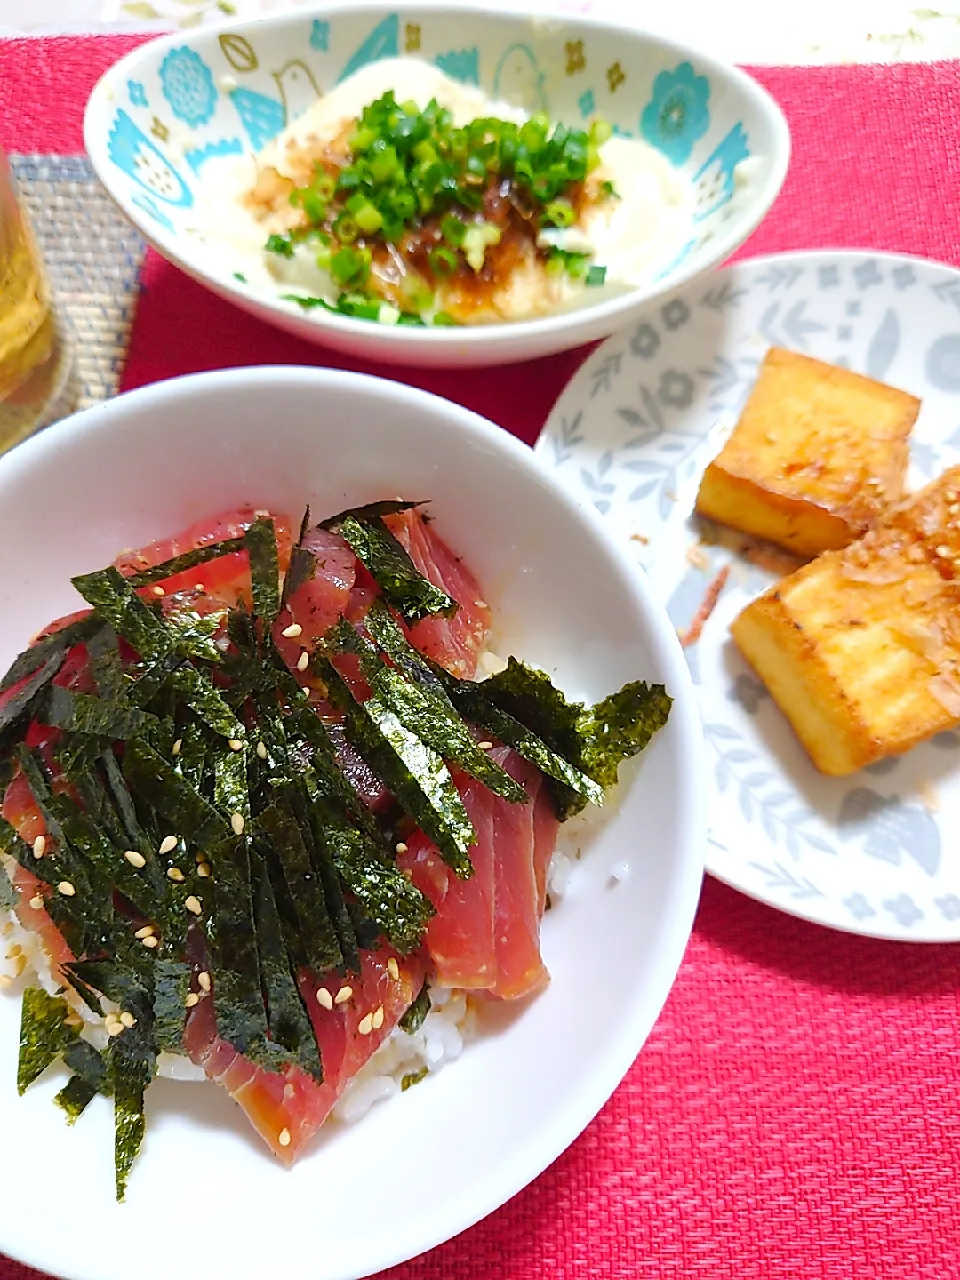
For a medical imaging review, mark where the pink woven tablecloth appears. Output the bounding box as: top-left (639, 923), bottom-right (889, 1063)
top-left (2, 36), bottom-right (960, 1280)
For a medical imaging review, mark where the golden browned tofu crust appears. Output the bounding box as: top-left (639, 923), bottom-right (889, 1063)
top-left (696, 347), bottom-right (918, 557)
top-left (732, 469), bottom-right (960, 775)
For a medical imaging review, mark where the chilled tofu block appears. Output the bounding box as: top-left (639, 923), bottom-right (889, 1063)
top-left (696, 347), bottom-right (918, 557)
top-left (731, 516), bottom-right (960, 776)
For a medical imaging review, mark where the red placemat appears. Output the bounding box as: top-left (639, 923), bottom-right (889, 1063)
top-left (3, 36), bottom-right (960, 1280)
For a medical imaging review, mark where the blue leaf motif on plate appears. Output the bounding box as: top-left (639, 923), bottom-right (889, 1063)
top-left (692, 122), bottom-right (749, 222)
top-left (865, 309), bottom-right (900, 380)
top-left (435, 48), bottom-right (479, 85)
top-left (551, 411), bottom-right (583, 465)
top-left (700, 282), bottom-right (745, 311)
top-left (578, 89), bottom-right (596, 119)
top-left (925, 333), bottom-right (960, 392)
top-left (838, 786), bottom-right (940, 876)
top-left (338, 13), bottom-right (399, 83)
top-left (309, 20), bottom-right (330, 51)
top-left (159, 47), bottom-right (218, 127)
top-left (759, 300), bottom-right (827, 350)
top-left (748, 861), bottom-right (824, 900)
top-left (107, 109), bottom-right (194, 208)
top-left (131, 190), bottom-right (174, 231)
top-left (185, 137), bottom-right (244, 174)
top-left (639, 61), bottom-right (709, 165)
top-left (128, 79), bottom-right (148, 108)
top-left (932, 279), bottom-right (960, 312)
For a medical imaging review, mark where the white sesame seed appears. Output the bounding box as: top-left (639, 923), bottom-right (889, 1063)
top-left (185, 895), bottom-right (203, 916)
top-left (197, 971), bottom-right (212, 992)
top-left (301, 685), bottom-right (311, 697)
top-left (316, 987), bottom-right (334, 1011)
top-left (152, 585), bottom-right (165, 598)
top-left (197, 862), bottom-right (212, 878)
top-left (395, 841), bottom-right (408, 854)
top-left (281, 622), bottom-right (302, 638)
top-left (28, 895), bottom-right (44, 911)
top-left (171, 739), bottom-right (182, 757)
top-left (278, 1128), bottom-right (292, 1148)
top-left (167, 867), bottom-right (185, 882)
top-left (141, 935), bottom-right (159, 949)
top-left (371, 1005), bottom-right (384, 1030)
top-left (124, 850), bottom-right (146, 869)
top-left (474, 599), bottom-right (487, 609)
top-left (134, 924), bottom-right (155, 939)
top-left (58, 881), bottom-right (76, 897)
top-left (228, 738), bottom-right (244, 751)
top-left (476, 741), bottom-right (493, 750)
top-left (120, 1012), bottom-right (136, 1029)
top-left (0, 975), bottom-right (12, 990)
top-left (32, 835), bottom-right (45, 858)
top-left (256, 741), bottom-right (268, 760)
top-left (185, 992), bottom-right (200, 1008)
top-left (357, 1012), bottom-right (374, 1036)
top-left (231, 813), bottom-right (245, 836)
top-left (296, 650), bottom-right (310, 672)
top-left (159, 835), bottom-right (178, 855)
top-left (107, 1021), bottom-right (125, 1037)
top-left (334, 985), bottom-right (352, 1005)
top-left (194, 583), bottom-right (205, 592)
top-left (387, 957), bottom-right (399, 981)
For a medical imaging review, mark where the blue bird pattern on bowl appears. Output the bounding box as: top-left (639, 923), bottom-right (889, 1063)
top-left (92, 9), bottom-right (771, 293)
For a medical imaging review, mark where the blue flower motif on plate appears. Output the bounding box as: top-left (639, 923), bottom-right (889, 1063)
top-left (883, 894), bottom-right (923, 927)
top-left (640, 61), bottom-right (710, 165)
top-left (658, 370), bottom-right (694, 409)
top-left (160, 47), bottom-right (217, 127)
top-left (630, 323), bottom-right (660, 360)
top-left (661, 298), bottom-right (690, 330)
top-left (127, 79), bottom-right (148, 108)
top-left (310, 20), bottom-right (330, 52)
top-left (935, 894), bottom-right (960, 921)
top-left (844, 893), bottom-right (876, 921)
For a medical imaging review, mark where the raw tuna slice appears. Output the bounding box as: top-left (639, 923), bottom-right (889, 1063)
top-left (273, 527), bottom-right (356, 666)
top-left (183, 945), bottom-right (425, 1163)
top-left (399, 772), bottom-right (497, 989)
top-left (115, 507), bottom-right (294, 608)
top-left (399, 747), bottom-right (560, 1000)
top-left (386, 508), bottom-right (491, 678)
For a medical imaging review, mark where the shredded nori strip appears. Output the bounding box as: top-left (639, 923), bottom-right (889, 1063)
top-left (0, 857), bottom-right (16, 909)
top-left (109, 989), bottom-right (156, 1202)
top-left (126, 536), bottom-right (246, 587)
top-left (328, 512), bottom-right (457, 624)
top-left (162, 608), bottom-right (227, 664)
top-left (18, 987), bottom-right (77, 1094)
top-left (0, 613), bottom-right (102, 693)
top-left (325, 820), bottom-right (433, 954)
top-left (401, 1066), bottom-right (428, 1091)
top-left (207, 834), bottom-right (272, 1059)
top-left (250, 846), bottom-right (322, 1081)
top-left (0, 651), bottom-right (66, 751)
top-left (72, 566), bottom-right (174, 664)
top-left (258, 797), bottom-right (342, 974)
top-left (320, 500), bottom-right (423, 526)
top-left (152, 959), bottom-right (191, 1053)
top-left (318, 656), bottom-right (475, 876)
top-left (123, 738), bottom-right (229, 847)
top-left (399, 980), bottom-right (430, 1034)
top-left (166, 663), bottom-right (244, 740)
top-left (42, 685), bottom-right (153, 740)
top-left (577, 681), bottom-right (673, 790)
top-left (55, 1074), bottom-right (100, 1123)
top-left (245, 516), bottom-right (281, 626)
top-left (56, 1039), bottom-right (111, 1122)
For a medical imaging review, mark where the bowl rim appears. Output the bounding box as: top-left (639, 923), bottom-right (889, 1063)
top-left (0, 364), bottom-right (706, 1278)
top-left (83, 0), bottom-right (791, 354)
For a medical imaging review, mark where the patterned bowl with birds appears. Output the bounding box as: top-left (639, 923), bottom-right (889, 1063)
top-left (83, 2), bottom-right (789, 368)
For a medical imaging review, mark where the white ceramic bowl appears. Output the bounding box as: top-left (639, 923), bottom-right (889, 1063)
top-left (84, 2), bottom-right (789, 369)
top-left (0, 367), bottom-right (704, 1280)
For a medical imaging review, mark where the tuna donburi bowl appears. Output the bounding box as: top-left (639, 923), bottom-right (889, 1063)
top-left (0, 367), bottom-right (704, 1280)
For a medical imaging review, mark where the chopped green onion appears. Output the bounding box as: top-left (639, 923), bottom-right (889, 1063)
top-left (585, 264), bottom-right (607, 287)
top-left (428, 246), bottom-right (458, 278)
top-left (542, 200), bottom-right (575, 228)
top-left (265, 233), bottom-right (294, 258)
top-left (441, 214), bottom-right (466, 246)
top-left (331, 246), bottom-right (371, 287)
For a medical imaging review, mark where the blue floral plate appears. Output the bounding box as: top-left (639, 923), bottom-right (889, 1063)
top-left (83, 2), bottom-right (788, 368)
top-left (537, 249), bottom-right (960, 941)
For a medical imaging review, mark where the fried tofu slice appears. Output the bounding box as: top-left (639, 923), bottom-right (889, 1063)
top-left (732, 469), bottom-right (960, 775)
top-left (696, 347), bottom-right (918, 557)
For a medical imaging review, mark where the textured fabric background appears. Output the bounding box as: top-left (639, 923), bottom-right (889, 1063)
top-left (1, 36), bottom-right (960, 1280)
